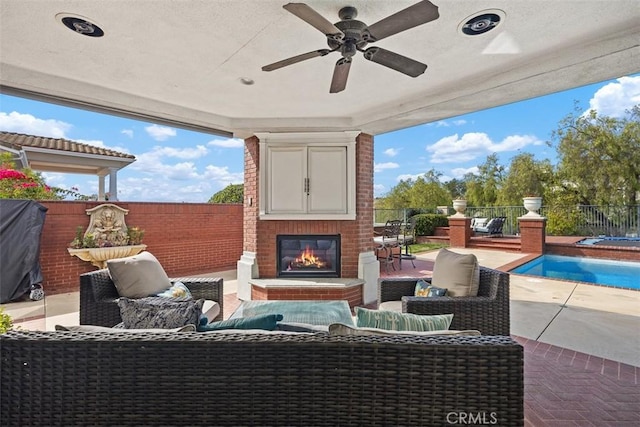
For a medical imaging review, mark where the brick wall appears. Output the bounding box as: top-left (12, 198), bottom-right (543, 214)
top-left (38, 201), bottom-right (243, 295)
top-left (245, 133), bottom-right (375, 279)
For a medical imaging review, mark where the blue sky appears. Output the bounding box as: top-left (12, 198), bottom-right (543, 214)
top-left (1, 74), bottom-right (638, 202)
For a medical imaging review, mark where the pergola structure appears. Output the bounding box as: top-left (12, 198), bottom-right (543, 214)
top-left (0, 131), bottom-right (135, 201)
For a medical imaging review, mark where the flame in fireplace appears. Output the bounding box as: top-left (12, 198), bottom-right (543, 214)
top-left (290, 245), bottom-right (327, 269)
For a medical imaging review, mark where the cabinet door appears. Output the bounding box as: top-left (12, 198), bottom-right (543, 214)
top-left (308, 146), bottom-right (347, 214)
top-left (267, 146), bottom-right (306, 213)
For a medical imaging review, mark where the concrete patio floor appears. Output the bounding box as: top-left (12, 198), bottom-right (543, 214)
top-left (2, 248), bottom-right (639, 425)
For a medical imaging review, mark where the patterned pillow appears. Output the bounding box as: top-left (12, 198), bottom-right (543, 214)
top-left (414, 279), bottom-right (448, 297)
top-left (118, 296), bottom-right (204, 329)
top-left (355, 307), bottom-right (453, 331)
top-left (156, 282), bottom-right (192, 299)
top-left (329, 323), bottom-right (480, 336)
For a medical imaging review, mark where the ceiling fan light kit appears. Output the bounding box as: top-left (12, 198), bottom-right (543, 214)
top-left (262, 1), bottom-right (440, 93)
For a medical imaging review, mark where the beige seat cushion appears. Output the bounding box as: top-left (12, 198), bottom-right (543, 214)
top-left (378, 300), bottom-right (402, 312)
top-left (431, 248), bottom-right (480, 297)
top-left (107, 251), bottom-right (172, 298)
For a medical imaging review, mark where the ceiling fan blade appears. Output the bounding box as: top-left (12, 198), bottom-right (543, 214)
top-left (364, 47), bottom-right (427, 77)
top-left (262, 49), bottom-right (332, 71)
top-left (367, 0), bottom-right (439, 42)
top-left (329, 58), bottom-right (351, 93)
top-left (283, 3), bottom-right (344, 38)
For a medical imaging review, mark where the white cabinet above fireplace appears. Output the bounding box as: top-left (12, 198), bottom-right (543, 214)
top-left (257, 131), bottom-right (358, 220)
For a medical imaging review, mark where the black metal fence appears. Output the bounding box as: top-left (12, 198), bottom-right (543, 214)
top-left (374, 205), bottom-right (640, 237)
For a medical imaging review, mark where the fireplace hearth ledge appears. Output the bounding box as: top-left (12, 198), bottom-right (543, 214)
top-left (249, 278), bottom-right (364, 288)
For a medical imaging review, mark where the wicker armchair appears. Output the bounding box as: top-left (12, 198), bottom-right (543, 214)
top-left (79, 269), bottom-right (224, 327)
top-left (378, 266), bottom-right (510, 335)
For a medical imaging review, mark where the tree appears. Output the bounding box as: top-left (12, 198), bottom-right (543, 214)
top-left (208, 183), bottom-right (244, 203)
top-left (552, 104), bottom-right (640, 206)
top-left (465, 154), bottom-right (504, 206)
top-left (377, 169), bottom-right (450, 210)
top-left (497, 153), bottom-right (553, 206)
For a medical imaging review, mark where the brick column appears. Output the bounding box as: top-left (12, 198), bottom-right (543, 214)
top-left (448, 217), bottom-right (471, 248)
top-left (519, 218), bottom-right (546, 254)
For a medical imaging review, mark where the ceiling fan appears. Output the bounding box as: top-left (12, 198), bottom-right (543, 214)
top-left (262, 1), bottom-right (440, 93)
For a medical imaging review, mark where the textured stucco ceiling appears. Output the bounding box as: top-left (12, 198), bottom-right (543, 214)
top-left (1, 0), bottom-right (639, 138)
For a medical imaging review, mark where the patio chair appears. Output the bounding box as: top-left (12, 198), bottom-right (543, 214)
top-left (377, 265), bottom-right (510, 335)
top-left (374, 219), bottom-right (402, 272)
top-left (79, 269), bottom-right (224, 327)
top-left (398, 217), bottom-right (416, 267)
top-left (473, 216), bottom-right (506, 237)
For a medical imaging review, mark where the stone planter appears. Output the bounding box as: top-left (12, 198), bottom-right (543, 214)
top-left (68, 244), bottom-right (147, 269)
top-left (522, 196), bottom-right (543, 217)
top-left (451, 199), bottom-right (467, 217)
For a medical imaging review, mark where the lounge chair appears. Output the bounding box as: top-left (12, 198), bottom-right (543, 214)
top-left (378, 265), bottom-right (511, 335)
top-left (473, 216), bottom-right (506, 237)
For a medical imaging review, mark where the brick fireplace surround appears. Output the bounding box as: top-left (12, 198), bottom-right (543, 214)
top-left (237, 132), bottom-right (379, 305)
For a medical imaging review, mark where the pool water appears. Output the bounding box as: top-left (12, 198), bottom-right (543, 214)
top-left (511, 255), bottom-right (640, 290)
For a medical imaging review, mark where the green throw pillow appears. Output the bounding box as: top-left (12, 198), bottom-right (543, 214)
top-left (355, 307), bottom-right (453, 331)
top-left (414, 279), bottom-right (448, 297)
top-left (197, 314), bottom-right (284, 332)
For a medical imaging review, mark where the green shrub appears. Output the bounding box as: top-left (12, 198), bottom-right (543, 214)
top-left (0, 307), bottom-right (13, 334)
top-left (413, 214), bottom-right (449, 236)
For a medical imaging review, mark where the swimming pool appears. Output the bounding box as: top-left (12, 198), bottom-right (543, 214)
top-left (511, 255), bottom-right (640, 290)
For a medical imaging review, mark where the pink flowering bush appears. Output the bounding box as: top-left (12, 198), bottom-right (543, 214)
top-left (0, 152), bottom-right (70, 200)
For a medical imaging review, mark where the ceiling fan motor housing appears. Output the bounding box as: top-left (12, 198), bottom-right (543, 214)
top-left (328, 19), bottom-right (370, 56)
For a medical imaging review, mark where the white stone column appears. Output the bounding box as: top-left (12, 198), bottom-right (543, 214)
top-left (236, 251), bottom-right (259, 300)
top-left (98, 176), bottom-right (106, 201)
top-left (108, 168), bottom-right (118, 201)
top-left (358, 250), bottom-right (380, 305)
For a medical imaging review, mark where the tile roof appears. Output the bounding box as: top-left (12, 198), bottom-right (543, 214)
top-left (0, 131), bottom-right (135, 160)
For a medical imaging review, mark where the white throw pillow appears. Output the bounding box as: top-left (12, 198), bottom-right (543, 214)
top-left (431, 248), bottom-right (480, 297)
top-left (107, 251), bottom-right (172, 298)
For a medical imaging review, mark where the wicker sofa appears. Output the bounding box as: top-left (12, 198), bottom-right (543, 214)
top-left (79, 268), bottom-right (224, 326)
top-left (378, 266), bottom-right (510, 335)
top-left (0, 330), bottom-right (524, 426)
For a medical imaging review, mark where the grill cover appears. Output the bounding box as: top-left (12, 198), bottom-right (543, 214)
top-left (0, 200), bottom-right (47, 303)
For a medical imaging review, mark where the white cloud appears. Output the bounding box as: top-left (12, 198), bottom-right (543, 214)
top-left (0, 111), bottom-right (71, 138)
top-left (145, 124), bottom-right (176, 141)
top-left (374, 162), bottom-right (399, 172)
top-left (427, 133), bottom-right (541, 163)
top-left (373, 183), bottom-right (386, 197)
top-left (429, 119), bottom-right (467, 127)
top-left (383, 148), bottom-right (399, 157)
top-left (208, 138), bottom-right (244, 148)
top-left (396, 173), bottom-right (424, 182)
top-left (121, 129), bottom-right (134, 138)
top-left (451, 166), bottom-right (479, 178)
top-left (587, 75), bottom-right (640, 118)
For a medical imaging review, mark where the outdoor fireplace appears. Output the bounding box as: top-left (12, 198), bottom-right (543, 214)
top-left (276, 234), bottom-right (341, 278)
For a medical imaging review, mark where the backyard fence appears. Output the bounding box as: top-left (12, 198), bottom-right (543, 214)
top-left (374, 205), bottom-right (640, 237)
